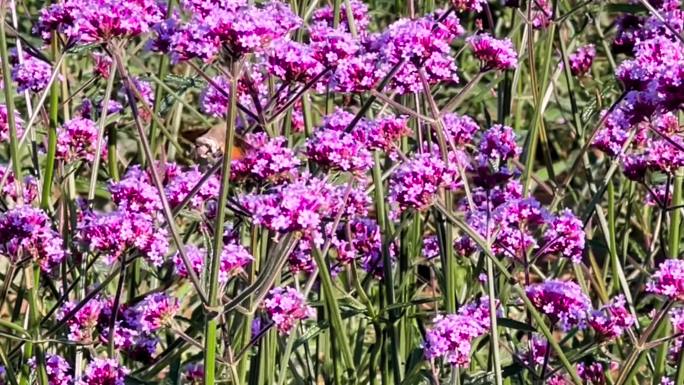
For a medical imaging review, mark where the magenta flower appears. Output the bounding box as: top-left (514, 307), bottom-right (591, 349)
top-left (35, 0), bottom-right (164, 44)
top-left (58, 298), bottom-right (104, 342)
top-left (181, 363), bottom-right (204, 384)
top-left (310, 24), bottom-right (360, 68)
top-left (576, 362), bottom-right (607, 385)
top-left (312, 0), bottom-right (370, 34)
top-left (442, 113), bottom-right (480, 147)
top-left (423, 298), bottom-right (492, 366)
top-left (389, 153), bottom-right (454, 213)
top-left (0, 104), bottom-right (24, 143)
top-left (231, 132), bottom-right (300, 183)
top-left (10, 50), bottom-right (53, 93)
top-left (56, 117), bottom-right (104, 162)
top-left (305, 128), bottom-right (373, 174)
top-left (467, 34), bottom-right (518, 71)
top-left (29, 354), bottom-right (72, 385)
top-left (531, 0), bottom-right (552, 29)
top-left (164, 165), bottom-right (220, 211)
top-left (241, 175), bottom-right (335, 240)
top-left (0, 207), bottom-right (65, 273)
top-left (377, 12), bottom-right (462, 93)
top-left (137, 293), bottom-right (180, 332)
top-left (267, 40), bottom-right (325, 84)
top-left (540, 209), bottom-right (585, 263)
top-left (78, 358), bottom-right (128, 385)
top-left (526, 280), bottom-right (591, 330)
top-left (263, 287), bottom-right (314, 334)
top-left (77, 210), bottom-right (169, 266)
top-left (170, 1), bottom-right (300, 62)
top-left (569, 44), bottom-right (596, 77)
top-left (0, 166), bottom-right (38, 206)
top-left (647, 260), bottom-right (684, 301)
top-left (355, 116), bottom-right (411, 153)
top-left (588, 295), bottom-right (635, 340)
top-left (422, 235), bottom-right (440, 260)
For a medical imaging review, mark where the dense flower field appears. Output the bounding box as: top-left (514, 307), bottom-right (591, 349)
top-left (0, 0), bottom-right (683, 384)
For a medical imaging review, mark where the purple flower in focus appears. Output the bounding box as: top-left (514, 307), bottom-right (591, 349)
top-left (56, 117), bottom-right (104, 162)
top-left (312, 0), bottom-right (370, 34)
top-left (467, 34), bottom-right (518, 70)
top-left (647, 260), bottom-right (684, 301)
top-left (0, 207), bottom-right (66, 273)
top-left (137, 293), bottom-right (180, 332)
top-left (305, 128), bottom-right (373, 173)
top-left (267, 40), bottom-right (325, 84)
top-left (232, 132), bottom-right (300, 183)
top-left (77, 358), bottom-right (129, 385)
top-left (10, 51), bottom-right (52, 93)
top-left (540, 209), bottom-right (585, 263)
top-left (588, 295), bottom-right (635, 340)
top-left (389, 153), bottom-right (453, 213)
top-left (263, 287), bottom-right (314, 334)
top-left (29, 354), bottom-right (72, 385)
top-left (57, 298), bottom-right (104, 342)
top-left (423, 298), bottom-right (492, 366)
top-left (526, 280), bottom-right (591, 330)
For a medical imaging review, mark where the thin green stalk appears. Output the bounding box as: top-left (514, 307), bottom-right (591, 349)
top-left (87, 62), bottom-right (117, 202)
top-left (522, 23), bottom-right (556, 196)
top-left (669, 170), bottom-right (683, 259)
top-left (608, 180), bottom-right (620, 293)
top-left (40, 33), bottom-right (61, 211)
top-left (311, 245), bottom-right (355, 381)
top-left (0, 8), bottom-right (23, 198)
top-left (205, 59), bottom-right (240, 385)
top-left (149, 0), bottom-right (177, 155)
top-left (486, 256), bottom-right (503, 385)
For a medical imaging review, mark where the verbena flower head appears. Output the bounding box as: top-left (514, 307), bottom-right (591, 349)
top-left (77, 210), bottom-right (169, 266)
top-left (305, 128), bottom-right (373, 174)
top-left (647, 260), bottom-right (684, 301)
top-left (263, 287), bottom-right (314, 334)
top-left (267, 39), bottom-right (325, 84)
top-left (29, 354), bottom-right (72, 385)
top-left (58, 298), bottom-right (104, 342)
top-left (0, 104), bottom-right (24, 143)
top-left (137, 293), bottom-right (180, 332)
top-left (0, 207), bottom-right (65, 272)
top-left (35, 0), bottom-right (164, 44)
top-left (569, 44), bottom-right (596, 77)
top-left (531, 0), bottom-right (552, 29)
top-left (422, 235), bottom-right (440, 260)
top-left (310, 24), bottom-right (360, 67)
top-left (10, 50), bottom-right (52, 93)
top-left (540, 209), bottom-right (585, 263)
top-left (588, 295), bottom-right (635, 340)
top-left (78, 358), bottom-right (129, 385)
top-left (0, 166), bottom-right (38, 206)
top-left (526, 280), bottom-right (591, 330)
top-left (423, 298), bottom-right (491, 366)
top-left (442, 113), bottom-right (480, 147)
top-left (377, 12), bottom-right (463, 93)
top-left (312, 0), bottom-right (370, 34)
top-left (467, 34), bottom-right (518, 70)
top-left (389, 153), bottom-right (453, 213)
top-left (241, 175), bottom-right (335, 243)
top-left (576, 362), bottom-right (607, 385)
top-left (170, 1), bottom-right (300, 62)
top-left (164, 165), bottom-right (220, 211)
top-left (357, 116), bottom-right (411, 153)
top-left (56, 117), bottom-right (103, 162)
top-left (232, 133), bottom-right (300, 183)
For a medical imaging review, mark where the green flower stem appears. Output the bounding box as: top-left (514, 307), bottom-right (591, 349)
top-left (669, 170), bottom-right (683, 259)
top-left (204, 59), bottom-right (240, 385)
top-left (40, 33), bottom-right (60, 211)
top-left (0, 6), bottom-right (23, 199)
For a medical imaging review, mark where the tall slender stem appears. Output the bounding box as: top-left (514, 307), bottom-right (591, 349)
top-left (204, 59), bottom-right (239, 385)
